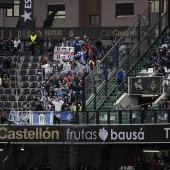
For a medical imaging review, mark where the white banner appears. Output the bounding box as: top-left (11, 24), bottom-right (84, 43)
top-left (54, 46), bottom-right (74, 61)
top-left (8, 111), bottom-right (54, 125)
top-left (8, 111), bottom-right (30, 125)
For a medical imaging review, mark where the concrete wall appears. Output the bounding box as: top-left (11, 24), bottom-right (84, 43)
top-left (3, 0), bottom-right (149, 28)
top-left (114, 93), bottom-right (138, 109)
top-left (101, 0), bottom-right (149, 27)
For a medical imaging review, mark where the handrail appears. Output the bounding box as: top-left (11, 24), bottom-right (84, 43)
top-left (85, 1), bottom-right (153, 79)
top-left (85, 11), bottom-right (168, 110)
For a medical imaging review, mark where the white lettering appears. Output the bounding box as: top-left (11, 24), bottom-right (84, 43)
top-left (164, 128), bottom-right (170, 139)
top-left (25, 0), bottom-right (32, 8)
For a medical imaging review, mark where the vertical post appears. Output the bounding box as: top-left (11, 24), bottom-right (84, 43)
top-left (86, 111), bottom-right (89, 124)
top-left (82, 77), bottom-right (85, 111)
top-left (104, 68), bottom-right (108, 96)
top-left (107, 111), bottom-right (110, 124)
top-left (141, 110), bottom-right (145, 124)
top-left (119, 110), bottom-right (122, 124)
top-left (96, 111), bottom-right (99, 124)
top-left (168, 109), bottom-right (170, 123)
top-left (168, 0), bottom-right (170, 24)
top-left (130, 110), bottom-right (132, 124)
top-left (76, 76), bottom-right (79, 124)
top-left (154, 110), bottom-right (157, 124)
top-left (138, 14), bottom-right (141, 58)
top-left (93, 79), bottom-right (97, 110)
top-left (159, 0), bottom-right (161, 32)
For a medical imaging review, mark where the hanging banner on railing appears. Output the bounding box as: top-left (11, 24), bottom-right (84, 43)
top-left (8, 111), bottom-right (73, 125)
top-left (54, 47), bottom-right (74, 61)
top-left (8, 111), bottom-right (30, 125)
top-left (55, 111), bottom-right (73, 121)
top-left (129, 76), bottom-right (162, 95)
top-left (31, 111), bottom-right (53, 125)
top-left (8, 111), bottom-right (53, 125)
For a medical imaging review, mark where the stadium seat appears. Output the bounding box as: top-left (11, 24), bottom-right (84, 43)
top-left (11, 63), bottom-right (18, 69)
top-left (21, 63), bottom-right (29, 69)
top-left (32, 57), bottom-right (39, 63)
top-left (4, 88), bottom-right (12, 94)
top-left (30, 82), bottom-right (38, 88)
top-left (0, 89), bottom-right (3, 94)
top-left (1, 95), bottom-right (8, 101)
top-left (23, 89), bottom-right (30, 95)
top-left (11, 76), bottom-right (17, 81)
top-left (0, 101), bottom-right (3, 108)
top-left (13, 56), bottom-right (21, 62)
top-left (37, 69), bottom-right (42, 75)
top-left (13, 102), bottom-right (22, 108)
top-left (9, 95), bottom-right (16, 101)
top-left (21, 75), bottom-right (28, 81)
top-left (38, 76), bottom-right (43, 82)
top-left (4, 102), bottom-right (11, 108)
top-left (27, 95), bottom-right (34, 101)
top-left (30, 75), bottom-right (36, 81)
top-left (14, 89), bottom-right (20, 94)
top-left (30, 63), bottom-right (37, 69)
top-left (10, 69), bottom-right (16, 75)
top-left (31, 89), bottom-right (36, 94)
top-left (18, 95), bottom-right (26, 101)
top-left (21, 82), bottom-right (29, 88)
top-left (11, 82), bottom-right (18, 88)
top-left (30, 101), bottom-right (36, 108)
top-left (20, 69), bottom-right (27, 75)
top-left (28, 69), bottom-right (35, 75)
top-left (23, 57), bottom-right (31, 63)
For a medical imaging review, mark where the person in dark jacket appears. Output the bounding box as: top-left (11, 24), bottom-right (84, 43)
top-left (116, 66), bottom-right (125, 91)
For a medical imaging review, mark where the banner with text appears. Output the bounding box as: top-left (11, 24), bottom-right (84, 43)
top-left (54, 46), bottom-right (74, 61)
top-left (0, 125), bottom-right (170, 143)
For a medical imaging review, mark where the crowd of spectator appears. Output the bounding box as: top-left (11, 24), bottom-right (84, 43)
top-left (143, 27), bottom-right (170, 77)
top-left (17, 160), bottom-right (51, 170)
top-left (30, 35), bottom-right (107, 114)
top-left (134, 152), bottom-right (170, 170)
top-left (0, 34), bottom-right (109, 122)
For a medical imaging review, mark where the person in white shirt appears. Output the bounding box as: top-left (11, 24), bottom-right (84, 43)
top-left (13, 37), bottom-right (21, 55)
top-left (41, 60), bottom-right (53, 80)
top-left (59, 59), bottom-right (71, 78)
top-left (76, 60), bottom-right (85, 78)
top-left (52, 97), bottom-right (64, 112)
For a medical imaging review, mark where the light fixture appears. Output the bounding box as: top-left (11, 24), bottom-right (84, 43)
top-left (143, 150), bottom-right (160, 153)
top-left (21, 145), bottom-right (24, 151)
top-left (0, 149), bottom-right (3, 151)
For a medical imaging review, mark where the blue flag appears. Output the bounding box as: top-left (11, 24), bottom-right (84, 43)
top-left (55, 111), bottom-right (73, 121)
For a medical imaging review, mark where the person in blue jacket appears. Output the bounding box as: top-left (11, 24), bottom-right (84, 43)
top-left (116, 66), bottom-right (125, 91)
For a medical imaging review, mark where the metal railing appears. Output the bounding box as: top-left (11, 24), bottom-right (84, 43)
top-left (84, 0), bottom-right (169, 110)
top-left (6, 109), bottom-right (170, 125)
